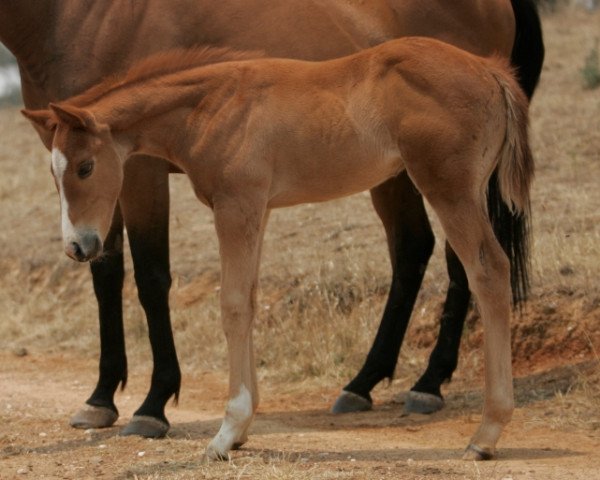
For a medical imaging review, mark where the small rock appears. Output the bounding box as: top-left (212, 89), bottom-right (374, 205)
top-left (559, 265), bottom-right (574, 276)
top-left (39, 432), bottom-right (47, 437)
top-left (17, 468), bottom-right (28, 475)
top-left (542, 304), bottom-right (557, 315)
top-left (98, 444), bottom-right (107, 449)
top-left (138, 451), bottom-right (145, 457)
top-left (407, 458), bottom-right (415, 466)
top-left (13, 347), bottom-right (28, 357)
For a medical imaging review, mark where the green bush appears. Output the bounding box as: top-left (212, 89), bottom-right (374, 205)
top-left (581, 41), bottom-right (600, 89)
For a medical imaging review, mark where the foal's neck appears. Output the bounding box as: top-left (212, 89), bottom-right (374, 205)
top-left (93, 64), bottom-right (239, 162)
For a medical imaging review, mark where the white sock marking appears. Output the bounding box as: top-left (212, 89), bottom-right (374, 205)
top-left (209, 384), bottom-right (253, 455)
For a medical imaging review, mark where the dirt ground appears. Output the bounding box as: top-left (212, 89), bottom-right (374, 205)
top-left (0, 353), bottom-right (599, 480)
top-left (1, 5), bottom-right (600, 480)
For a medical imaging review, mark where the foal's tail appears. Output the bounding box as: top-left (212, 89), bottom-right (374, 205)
top-left (488, 62), bottom-right (535, 305)
top-left (493, 67), bottom-right (534, 216)
top-left (486, 0), bottom-right (543, 306)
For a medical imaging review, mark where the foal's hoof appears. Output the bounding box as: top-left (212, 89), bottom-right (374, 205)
top-left (462, 444), bottom-right (495, 461)
top-left (204, 444), bottom-right (230, 461)
top-left (232, 434), bottom-right (248, 450)
top-left (70, 405), bottom-right (118, 429)
top-left (403, 391), bottom-right (444, 415)
top-left (120, 415), bottom-right (169, 438)
top-left (331, 390), bottom-right (373, 414)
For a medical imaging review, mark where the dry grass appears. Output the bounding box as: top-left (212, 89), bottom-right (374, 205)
top-left (0, 5), bottom-right (599, 414)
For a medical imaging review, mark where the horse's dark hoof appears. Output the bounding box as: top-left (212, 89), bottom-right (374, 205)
top-left (403, 391), bottom-right (444, 414)
top-left (70, 405), bottom-right (118, 429)
top-left (120, 415), bottom-right (169, 438)
top-left (462, 443), bottom-right (495, 461)
top-left (331, 390), bottom-right (372, 414)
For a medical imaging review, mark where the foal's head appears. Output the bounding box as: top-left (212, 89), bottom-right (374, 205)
top-left (23, 104), bottom-right (122, 262)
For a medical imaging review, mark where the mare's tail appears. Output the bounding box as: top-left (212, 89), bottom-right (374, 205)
top-left (487, 0), bottom-right (544, 305)
top-left (509, 0), bottom-right (545, 99)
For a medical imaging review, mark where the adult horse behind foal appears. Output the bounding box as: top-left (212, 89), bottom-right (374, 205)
top-left (1, 0), bottom-right (544, 437)
top-left (24, 37), bottom-right (533, 460)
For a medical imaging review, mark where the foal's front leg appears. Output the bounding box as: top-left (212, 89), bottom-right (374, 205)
top-left (206, 195), bottom-right (268, 460)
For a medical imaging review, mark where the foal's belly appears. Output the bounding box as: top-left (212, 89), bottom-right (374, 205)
top-left (267, 148), bottom-right (404, 208)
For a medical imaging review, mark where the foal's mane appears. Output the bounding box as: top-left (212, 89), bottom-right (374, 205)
top-left (70, 46), bottom-right (264, 106)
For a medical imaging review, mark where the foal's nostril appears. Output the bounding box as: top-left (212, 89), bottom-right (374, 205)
top-left (70, 241), bottom-right (86, 261)
top-left (65, 234), bottom-right (102, 262)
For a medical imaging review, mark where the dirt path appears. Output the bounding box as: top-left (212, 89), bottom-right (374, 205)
top-left (1, 353), bottom-right (598, 480)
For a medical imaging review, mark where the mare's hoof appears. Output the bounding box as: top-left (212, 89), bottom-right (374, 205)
top-left (120, 415), bottom-right (169, 438)
top-left (462, 444), bottom-right (494, 461)
top-left (70, 405), bottom-right (118, 429)
top-left (403, 391), bottom-right (444, 414)
top-left (331, 390), bottom-right (372, 414)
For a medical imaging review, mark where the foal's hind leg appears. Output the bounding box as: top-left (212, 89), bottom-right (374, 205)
top-left (205, 195), bottom-right (268, 460)
top-left (425, 192), bottom-right (513, 459)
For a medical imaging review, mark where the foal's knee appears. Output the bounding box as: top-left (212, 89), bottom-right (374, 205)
top-left (220, 289), bottom-right (255, 335)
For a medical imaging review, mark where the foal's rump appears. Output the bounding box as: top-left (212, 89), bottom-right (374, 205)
top-left (373, 38), bottom-right (532, 216)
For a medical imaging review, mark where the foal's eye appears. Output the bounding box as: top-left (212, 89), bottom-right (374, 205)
top-left (77, 160), bottom-right (94, 179)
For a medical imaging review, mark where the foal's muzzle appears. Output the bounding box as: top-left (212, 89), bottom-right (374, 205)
top-left (65, 232), bottom-right (103, 262)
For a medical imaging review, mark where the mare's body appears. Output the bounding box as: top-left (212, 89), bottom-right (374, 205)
top-left (1, 0), bottom-right (544, 436)
top-left (25, 37), bottom-right (533, 460)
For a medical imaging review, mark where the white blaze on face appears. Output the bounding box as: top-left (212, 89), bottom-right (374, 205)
top-left (51, 148), bottom-right (77, 241)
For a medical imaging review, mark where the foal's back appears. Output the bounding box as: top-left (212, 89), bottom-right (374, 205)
top-left (214, 37), bottom-right (516, 208)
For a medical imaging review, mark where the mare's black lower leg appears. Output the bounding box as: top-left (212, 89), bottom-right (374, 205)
top-left (405, 243), bottom-right (471, 413)
top-left (332, 173), bottom-right (434, 413)
top-left (120, 158), bottom-right (180, 438)
top-left (70, 208), bottom-right (127, 429)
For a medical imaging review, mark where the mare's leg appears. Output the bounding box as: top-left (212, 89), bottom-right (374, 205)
top-left (332, 173), bottom-right (435, 413)
top-left (407, 243), bottom-right (470, 413)
top-left (119, 157), bottom-right (181, 438)
top-left (205, 195), bottom-right (268, 460)
top-left (70, 208), bottom-right (126, 429)
top-left (424, 191), bottom-right (513, 460)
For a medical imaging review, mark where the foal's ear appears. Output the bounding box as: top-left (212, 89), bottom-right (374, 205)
top-left (21, 108), bottom-right (57, 132)
top-left (49, 103), bottom-right (108, 134)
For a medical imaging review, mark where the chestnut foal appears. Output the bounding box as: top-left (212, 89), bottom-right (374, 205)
top-left (24, 37), bottom-right (533, 460)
